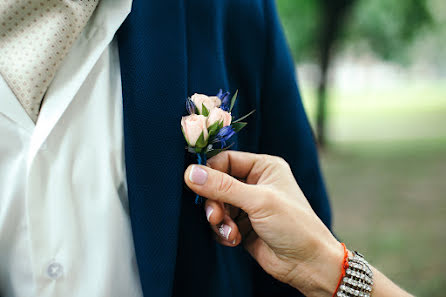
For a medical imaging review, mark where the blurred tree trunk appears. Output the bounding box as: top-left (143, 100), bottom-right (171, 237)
top-left (316, 0), bottom-right (355, 147)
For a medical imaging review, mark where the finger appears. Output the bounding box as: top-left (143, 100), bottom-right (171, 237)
top-left (204, 199), bottom-right (225, 226)
top-left (185, 164), bottom-right (265, 212)
top-left (226, 203), bottom-right (242, 219)
top-left (210, 215), bottom-right (240, 243)
top-left (207, 151), bottom-right (263, 181)
top-left (234, 212), bottom-right (253, 239)
top-left (214, 232), bottom-right (242, 247)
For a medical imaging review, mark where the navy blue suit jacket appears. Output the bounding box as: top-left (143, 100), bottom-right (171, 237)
top-left (117, 1), bottom-right (332, 296)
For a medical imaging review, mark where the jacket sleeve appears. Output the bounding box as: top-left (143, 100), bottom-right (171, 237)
top-left (252, 0), bottom-right (332, 295)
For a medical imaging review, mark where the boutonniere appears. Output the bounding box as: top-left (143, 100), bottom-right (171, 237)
top-left (181, 90), bottom-right (255, 204)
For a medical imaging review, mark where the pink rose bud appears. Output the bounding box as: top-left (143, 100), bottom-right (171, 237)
top-left (190, 93), bottom-right (222, 114)
top-left (181, 114), bottom-right (209, 146)
top-left (207, 107), bottom-right (232, 128)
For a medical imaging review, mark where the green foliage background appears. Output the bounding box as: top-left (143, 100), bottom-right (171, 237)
top-left (275, 1), bottom-right (446, 296)
top-left (277, 0), bottom-right (446, 65)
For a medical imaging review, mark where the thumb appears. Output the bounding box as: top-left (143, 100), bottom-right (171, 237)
top-left (184, 165), bottom-right (263, 213)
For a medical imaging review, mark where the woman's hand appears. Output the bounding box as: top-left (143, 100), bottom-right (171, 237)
top-left (184, 151), bottom-right (343, 296)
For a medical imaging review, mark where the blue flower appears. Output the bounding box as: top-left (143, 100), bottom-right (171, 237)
top-left (217, 89), bottom-right (231, 111)
top-left (214, 126), bottom-right (235, 148)
top-left (186, 97), bottom-right (196, 115)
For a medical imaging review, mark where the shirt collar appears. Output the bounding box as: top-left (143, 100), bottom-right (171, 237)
top-left (27, 0), bottom-right (133, 162)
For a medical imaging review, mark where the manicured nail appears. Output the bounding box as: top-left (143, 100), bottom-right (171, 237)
top-left (205, 206), bottom-right (214, 222)
top-left (189, 165), bottom-right (208, 185)
top-left (231, 239), bottom-right (236, 245)
top-left (218, 224), bottom-right (232, 240)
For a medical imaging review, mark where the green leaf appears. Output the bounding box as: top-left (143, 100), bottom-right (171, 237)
top-left (194, 131), bottom-right (208, 149)
top-left (231, 121), bottom-right (247, 133)
top-left (233, 109), bottom-right (256, 123)
top-left (206, 143), bottom-right (234, 158)
top-left (229, 90), bottom-right (238, 112)
top-left (201, 104), bottom-right (210, 117)
top-left (207, 121), bottom-right (220, 137)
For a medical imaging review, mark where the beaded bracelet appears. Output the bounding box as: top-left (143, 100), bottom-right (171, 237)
top-left (332, 244), bottom-right (374, 297)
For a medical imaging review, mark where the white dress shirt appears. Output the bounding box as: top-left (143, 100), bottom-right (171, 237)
top-left (0, 0), bottom-right (143, 296)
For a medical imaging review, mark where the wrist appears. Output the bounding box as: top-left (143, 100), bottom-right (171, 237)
top-left (289, 239), bottom-right (348, 297)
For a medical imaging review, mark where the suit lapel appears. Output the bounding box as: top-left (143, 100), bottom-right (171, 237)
top-left (117, 1), bottom-right (188, 296)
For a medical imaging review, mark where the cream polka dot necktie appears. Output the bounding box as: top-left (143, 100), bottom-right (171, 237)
top-left (0, 0), bottom-right (100, 122)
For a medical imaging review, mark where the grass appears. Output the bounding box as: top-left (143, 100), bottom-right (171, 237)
top-left (301, 81), bottom-right (446, 142)
top-left (300, 81), bottom-right (446, 296)
top-left (320, 140), bottom-right (446, 296)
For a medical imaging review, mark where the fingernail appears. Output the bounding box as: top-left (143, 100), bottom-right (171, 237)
top-left (205, 206), bottom-right (214, 222)
top-left (189, 165), bottom-right (208, 185)
top-left (231, 239), bottom-right (236, 245)
top-left (218, 224), bottom-right (232, 240)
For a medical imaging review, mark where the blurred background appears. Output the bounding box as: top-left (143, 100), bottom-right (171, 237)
top-left (276, 0), bottom-right (446, 296)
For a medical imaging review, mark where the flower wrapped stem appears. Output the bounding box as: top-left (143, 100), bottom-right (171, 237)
top-left (195, 152), bottom-right (207, 204)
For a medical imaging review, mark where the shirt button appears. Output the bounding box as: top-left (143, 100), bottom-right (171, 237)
top-left (47, 262), bottom-right (63, 280)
